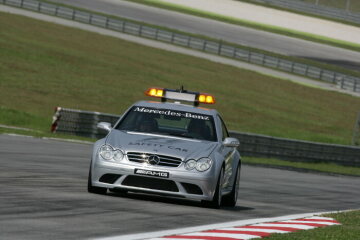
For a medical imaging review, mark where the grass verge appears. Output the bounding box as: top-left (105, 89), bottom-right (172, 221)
top-left (1, 12), bottom-right (360, 146)
top-left (243, 157), bottom-right (360, 176)
top-left (0, 107), bottom-right (94, 141)
top-left (264, 210), bottom-right (360, 240)
top-left (126, 0), bottom-right (360, 53)
top-left (37, 0), bottom-right (360, 78)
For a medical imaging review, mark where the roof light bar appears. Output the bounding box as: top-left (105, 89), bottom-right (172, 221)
top-left (144, 87), bottom-right (215, 106)
top-left (145, 87), bottom-right (164, 98)
top-left (198, 94), bottom-right (215, 104)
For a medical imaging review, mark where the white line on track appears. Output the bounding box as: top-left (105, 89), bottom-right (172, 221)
top-left (0, 124), bottom-right (41, 132)
top-left (284, 220), bottom-right (339, 224)
top-left (181, 232), bottom-right (259, 239)
top-left (2, 133), bottom-right (93, 145)
top-left (213, 228), bottom-right (288, 233)
top-left (252, 223), bottom-right (315, 229)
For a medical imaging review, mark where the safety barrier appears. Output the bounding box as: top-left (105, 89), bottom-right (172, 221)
top-left (51, 107), bottom-right (119, 139)
top-left (51, 107), bottom-right (360, 166)
top-left (246, 0), bottom-right (360, 24)
top-left (1, 0), bottom-right (360, 94)
top-left (352, 111), bottom-right (360, 146)
top-left (231, 131), bottom-right (360, 166)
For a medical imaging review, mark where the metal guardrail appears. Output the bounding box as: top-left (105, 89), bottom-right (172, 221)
top-left (1, 0), bottom-right (360, 94)
top-left (51, 107), bottom-right (120, 139)
top-left (246, 0), bottom-right (360, 24)
top-left (231, 131), bottom-right (360, 166)
top-left (51, 107), bottom-right (360, 167)
top-left (352, 111), bottom-right (360, 146)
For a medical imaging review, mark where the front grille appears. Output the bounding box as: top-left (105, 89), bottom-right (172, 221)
top-left (122, 176), bottom-right (179, 192)
top-left (99, 174), bottom-right (122, 184)
top-left (181, 182), bottom-right (203, 195)
top-left (127, 152), bottom-right (182, 167)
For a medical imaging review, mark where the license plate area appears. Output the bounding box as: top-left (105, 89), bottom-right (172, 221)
top-left (134, 168), bottom-right (169, 178)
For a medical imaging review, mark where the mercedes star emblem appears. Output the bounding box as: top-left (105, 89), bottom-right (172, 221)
top-left (147, 155), bottom-right (160, 165)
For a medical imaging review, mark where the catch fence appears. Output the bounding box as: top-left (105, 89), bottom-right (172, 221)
top-left (1, 0), bottom-right (360, 94)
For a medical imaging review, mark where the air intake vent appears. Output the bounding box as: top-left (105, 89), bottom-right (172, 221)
top-left (122, 176), bottom-right (179, 192)
top-left (181, 182), bottom-right (203, 195)
top-left (99, 174), bottom-right (121, 184)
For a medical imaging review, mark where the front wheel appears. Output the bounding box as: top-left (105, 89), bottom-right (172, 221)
top-left (201, 167), bottom-right (224, 209)
top-left (87, 166), bottom-right (107, 195)
top-left (222, 165), bottom-right (240, 207)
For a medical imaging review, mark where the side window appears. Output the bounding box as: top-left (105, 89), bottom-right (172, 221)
top-left (218, 115), bottom-right (229, 141)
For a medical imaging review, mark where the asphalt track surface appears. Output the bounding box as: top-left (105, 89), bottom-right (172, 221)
top-left (1, 134), bottom-right (359, 239)
top-left (48, 0), bottom-right (360, 71)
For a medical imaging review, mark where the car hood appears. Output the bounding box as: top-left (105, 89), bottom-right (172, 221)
top-left (105, 129), bottom-right (218, 160)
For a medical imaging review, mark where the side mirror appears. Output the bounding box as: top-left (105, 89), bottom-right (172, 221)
top-left (223, 137), bottom-right (240, 148)
top-left (97, 122), bottom-right (112, 133)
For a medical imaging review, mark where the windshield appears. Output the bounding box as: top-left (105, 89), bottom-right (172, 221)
top-left (115, 106), bottom-right (217, 141)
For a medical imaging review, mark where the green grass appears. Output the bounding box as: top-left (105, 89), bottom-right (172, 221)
top-left (37, 0), bottom-right (360, 78)
top-left (0, 107), bottom-right (95, 141)
top-left (0, 106), bottom-right (47, 131)
top-left (1, 12), bottom-right (360, 146)
top-left (264, 210), bottom-right (360, 240)
top-left (243, 157), bottom-right (360, 176)
top-left (126, 0), bottom-right (360, 53)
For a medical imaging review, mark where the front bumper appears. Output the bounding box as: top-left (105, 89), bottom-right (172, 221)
top-left (91, 158), bottom-right (217, 201)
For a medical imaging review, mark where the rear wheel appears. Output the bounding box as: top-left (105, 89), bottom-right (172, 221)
top-left (87, 166), bottom-right (107, 195)
top-left (222, 164), bottom-right (240, 207)
top-left (201, 167), bottom-right (224, 209)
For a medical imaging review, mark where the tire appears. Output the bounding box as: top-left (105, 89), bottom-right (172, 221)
top-left (87, 166), bottom-right (107, 195)
top-left (201, 167), bottom-right (224, 209)
top-left (222, 164), bottom-right (240, 207)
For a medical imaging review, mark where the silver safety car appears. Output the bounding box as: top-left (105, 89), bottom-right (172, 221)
top-left (88, 87), bottom-right (241, 208)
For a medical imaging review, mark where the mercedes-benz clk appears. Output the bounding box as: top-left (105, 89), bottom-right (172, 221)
top-left (88, 87), bottom-right (241, 208)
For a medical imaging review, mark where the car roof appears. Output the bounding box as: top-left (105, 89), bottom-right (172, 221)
top-left (132, 101), bottom-right (219, 116)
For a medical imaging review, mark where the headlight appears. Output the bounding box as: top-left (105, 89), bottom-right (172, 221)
top-left (99, 145), bottom-right (114, 160)
top-left (113, 149), bottom-right (124, 162)
top-left (196, 158), bottom-right (212, 172)
top-left (185, 159), bottom-right (197, 170)
top-left (99, 144), bottom-right (124, 162)
top-left (185, 158), bottom-right (212, 172)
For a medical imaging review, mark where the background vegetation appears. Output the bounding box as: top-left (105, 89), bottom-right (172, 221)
top-left (1, 12), bottom-right (360, 145)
